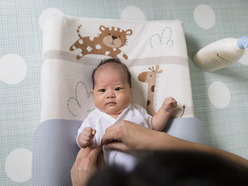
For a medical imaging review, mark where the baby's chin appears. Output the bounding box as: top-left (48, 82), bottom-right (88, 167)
top-left (105, 109), bottom-right (125, 119)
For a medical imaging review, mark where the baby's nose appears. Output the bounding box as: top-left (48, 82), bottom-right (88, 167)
top-left (107, 91), bottom-right (115, 98)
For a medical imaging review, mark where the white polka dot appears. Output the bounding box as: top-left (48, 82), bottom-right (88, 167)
top-left (39, 8), bottom-right (64, 30)
top-left (239, 49), bottom-right (248, 65)
top-left (208, 81), bottom-right (230, 108)
top-left (194, 4), bottom-right (216, 29)
top-left (0, 54), bottom-right (27, 85)
top-left (121, 6), bottom-right (146, 21)
top-left (5, 148), bottom-right (32, 183)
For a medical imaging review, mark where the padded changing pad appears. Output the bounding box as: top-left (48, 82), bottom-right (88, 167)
top-left (33, 15), bottom-right (205, 186)
top-left (41, 15), bottom-right (194, 122)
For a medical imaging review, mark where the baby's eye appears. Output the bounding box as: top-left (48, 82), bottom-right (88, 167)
top-left (99, 89), bottom-right (106, 92)
top-left (115, 87), bottom-right (121, 91)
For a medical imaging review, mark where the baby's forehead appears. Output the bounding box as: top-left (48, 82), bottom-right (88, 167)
top-left (96, 62), bottom-right (126, 73)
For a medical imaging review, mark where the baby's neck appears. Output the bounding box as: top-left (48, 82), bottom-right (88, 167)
top-left (109, 113), bottom-right (120, 119)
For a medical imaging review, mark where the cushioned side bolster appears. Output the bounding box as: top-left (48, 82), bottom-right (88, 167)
top-left (163, 117), bottom-right (205, 144)
top-left (32, 119), bottom-right (82, 186)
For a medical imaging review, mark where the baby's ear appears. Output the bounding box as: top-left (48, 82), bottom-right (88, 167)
top-left (91, 89), bottom-right (94, 93)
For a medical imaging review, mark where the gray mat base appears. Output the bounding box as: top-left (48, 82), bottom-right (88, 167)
top-left (32, 118), bottom-right (205, 186)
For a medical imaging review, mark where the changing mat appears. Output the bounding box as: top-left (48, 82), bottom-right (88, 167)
top-left (41, 15), bottom-right (194, 122)
top-left (33, 15), bottom-right (205, 186)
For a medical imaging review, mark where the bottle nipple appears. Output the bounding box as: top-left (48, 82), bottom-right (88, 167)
top-left (237, 36), bottom-right (248, 49)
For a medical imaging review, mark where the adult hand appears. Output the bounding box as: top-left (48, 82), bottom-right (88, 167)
top-left (102, 121), bottom-right (248, 170)
top-left (71, 146), bottom-right (102, 186)
top-left (101, 120), bottom-right (159, 152)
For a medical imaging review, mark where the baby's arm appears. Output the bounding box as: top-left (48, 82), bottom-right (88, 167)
top-left (77, 127), bottom-right (96, 148)
top-left (151, 97), bottom-right (178, 131)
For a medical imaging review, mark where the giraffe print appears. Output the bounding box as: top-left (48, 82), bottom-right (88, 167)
top-left (138, 65), bottom-right (163, 116)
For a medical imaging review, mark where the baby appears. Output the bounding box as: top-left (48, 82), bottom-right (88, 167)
top-left (77, 58), bottom-right (178, 171)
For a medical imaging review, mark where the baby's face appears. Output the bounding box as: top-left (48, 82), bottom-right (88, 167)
top-left (92, 64), bottom-right (132, 118)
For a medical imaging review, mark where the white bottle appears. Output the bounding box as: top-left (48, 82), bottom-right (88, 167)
top-left (193, 36), bottom-right (248, 72)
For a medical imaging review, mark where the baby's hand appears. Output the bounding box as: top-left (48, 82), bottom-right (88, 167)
top-left (162, 97), bottom-right (178, 113)
top-left (78, 127), bottom-right (96, 148)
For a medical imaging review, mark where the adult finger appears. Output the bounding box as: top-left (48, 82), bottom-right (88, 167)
top-left (88, 146), bottom-right (102, 161)
top-left (77, 146), bottom-right (91, 159)
top-left (104, 141), bottom-right (129, 151)
top-left (101, 127), bottom-right (121, 145)
top-left (75, 146), bottom-right (101, 165)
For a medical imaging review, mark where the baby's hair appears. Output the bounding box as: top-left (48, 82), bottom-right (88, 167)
top-left (92, 58), bottom-right (132, 88)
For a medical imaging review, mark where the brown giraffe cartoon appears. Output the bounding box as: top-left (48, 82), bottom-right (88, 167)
top-left (138, 65), bottom-right (163, 116)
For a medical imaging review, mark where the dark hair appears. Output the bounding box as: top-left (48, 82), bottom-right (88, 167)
top-left (92, 58), bottom-right (132, 89)
top-left (87, 150), bottom-right (248, 186)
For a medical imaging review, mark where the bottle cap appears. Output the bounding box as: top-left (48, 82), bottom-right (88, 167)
top-left (237, 36), bottom-right (248, 49)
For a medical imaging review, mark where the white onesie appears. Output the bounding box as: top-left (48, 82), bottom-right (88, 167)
top-left (77, 103), bottom-right (152, 171)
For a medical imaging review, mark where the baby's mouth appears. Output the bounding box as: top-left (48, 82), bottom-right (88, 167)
top-left (106, 102), bottom-right (116, 106)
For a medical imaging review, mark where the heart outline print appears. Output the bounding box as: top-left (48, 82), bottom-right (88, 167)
top-left (67, 81), bottom-right (94, 117)
top-left (150, 26), bottom-right (174, 49)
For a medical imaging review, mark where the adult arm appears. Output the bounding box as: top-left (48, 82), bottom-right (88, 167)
top-left (71, 146), bottom-right (102, 186)
top-left (101, 120), bottom-right (248, 168)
